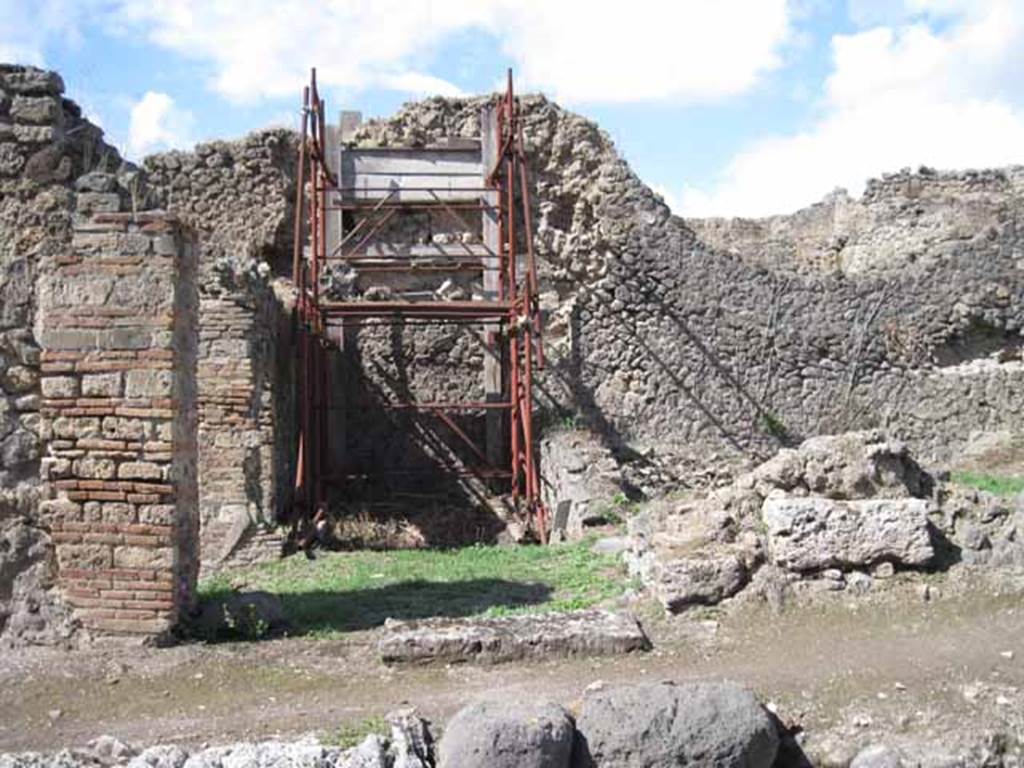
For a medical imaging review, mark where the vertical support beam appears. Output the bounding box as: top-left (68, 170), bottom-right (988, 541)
top-left (480, 104), bottom-right (504, 472)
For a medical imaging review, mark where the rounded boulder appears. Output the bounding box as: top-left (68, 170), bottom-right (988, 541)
top-left (438, 699), bottom-right (575, 768)
top-left (573, 681), bottom-right (778, 767)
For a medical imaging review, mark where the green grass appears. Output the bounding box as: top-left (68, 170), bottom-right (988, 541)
top-left (199, 539), bottom-right (627, 638)
top-left (952, 471), bottom-right (1024, 497)
top-left (322, 716), bottom-right (388, 749)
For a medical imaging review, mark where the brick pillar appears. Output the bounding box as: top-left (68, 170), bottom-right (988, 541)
top-left (37, 210), bottom-right (199, 638)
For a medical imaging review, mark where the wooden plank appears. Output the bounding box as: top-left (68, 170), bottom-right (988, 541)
top-left (341, 185), bottom-right (487, 203)
top-left (359, 243), bottom-right (494, 258)
top-left (342, 149), bottom-right (482, 177)
top-left (480, 103), bottom-right (504, 471)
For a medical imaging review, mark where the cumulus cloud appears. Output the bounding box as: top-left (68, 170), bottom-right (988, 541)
top-left (98, 0), bottom-right (789, 104)
top-left (127, 91), bottom-right (196, 157)
top-left (679, 0), bottom-right (1024, 217)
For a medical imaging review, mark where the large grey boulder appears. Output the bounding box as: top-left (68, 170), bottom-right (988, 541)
top-left (745, 430), bottom-right (929, 501)
top-left (573, 681), bottom-right (778, 767)
top-left (438, 699), bottom-right (574, 768)
top-left (762, 494), bottom-right (935, 572)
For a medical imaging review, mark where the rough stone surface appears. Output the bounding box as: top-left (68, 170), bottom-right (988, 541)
top-left (743, 430), bottom-right (931, 501)
top-left (762, 494), bottom-right (936, 572)
top-left (437, 699), bottom-right (574, 768)
top-left (572, 681), bottom-right (779, 767)
top-left (378, 610), bottom-right (650, 664)
top-left (541, 429), bottom-right (625, 541)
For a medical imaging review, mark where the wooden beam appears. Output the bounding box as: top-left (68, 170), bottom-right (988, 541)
top-left (480, 103), bottom-right (504, 472)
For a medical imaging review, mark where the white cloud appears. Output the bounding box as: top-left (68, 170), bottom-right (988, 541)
top-left (127, 91), bottom-right (196, 157)
top-left (95, 0), bottom-right (789, 105)
top-left (679, 0), bottom-right (1024, 217)
top-left (0, 0), bottom-right (85, 65)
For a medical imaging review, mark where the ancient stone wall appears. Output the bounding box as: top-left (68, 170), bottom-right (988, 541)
top-left (143, 135), bottom-right (295, 569)
top-left (688, 168), bottom-right (1024, 276)
top-left (37, 209), bottom-right (199, 637)
top-left (349, 97), bottom-right (1024, 491)
top-left (0, 65), bottom-right (132, 645)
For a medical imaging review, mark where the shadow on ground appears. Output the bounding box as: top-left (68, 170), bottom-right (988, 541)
top-left (198, 578), bottom-right (553, 638)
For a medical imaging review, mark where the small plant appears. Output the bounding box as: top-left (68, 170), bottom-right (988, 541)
top-left (952, 471), bottom-right (1024, 497)
top-left (323, 716), bottom-right (389, 749)
top-left (221, 603), bottom-right (271, 641)
top-left (760, 411), bottom-right (788, 440)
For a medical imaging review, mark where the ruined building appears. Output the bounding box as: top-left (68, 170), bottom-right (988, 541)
top-left (1, 64), bottom-right (1022, 644)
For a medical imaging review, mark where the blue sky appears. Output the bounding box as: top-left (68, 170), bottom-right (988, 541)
top-left (3, 1), bottom-right (1023, 216)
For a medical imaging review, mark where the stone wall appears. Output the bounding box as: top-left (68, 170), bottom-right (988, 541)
top-left (0, 65), bottom-right (131, 645)
top-left (688, 167), bottom-right (1024, 276)
top-left (143, 135), bottom-right (295, 570)
top-left (36, 209), bottom-right (199, 637)
top-left (348, 97), bottom-right (1024, 490)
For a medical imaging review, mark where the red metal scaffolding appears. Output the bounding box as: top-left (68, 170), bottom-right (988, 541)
top-left (291, 68), bottom-right (549, 541)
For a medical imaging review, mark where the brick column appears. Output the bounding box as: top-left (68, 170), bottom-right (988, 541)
top-left (37, 210), bottom-right (198, 638)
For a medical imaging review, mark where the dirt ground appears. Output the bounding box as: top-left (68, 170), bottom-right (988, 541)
top-left (2, 567), bottom-right (1023, 760)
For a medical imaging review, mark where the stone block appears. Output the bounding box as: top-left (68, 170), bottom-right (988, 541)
top-left (117, 461), bottom-right (164, 480)
top-left (102, 328), bottom-right (152, 351)
top-left (125, 369), bottom-right (173, 399)
top-left (37, 498), bottom-right (82, 524)
top-left (38, 328), bottom-right (100, 351)
top-left (74, 171), bottom-right (117, 193)
top-left (138, 504), bottom-right (175, 525)
top-left (761, 494), bottom-right (936, 572)
top-left (76, 192), bottom-right (121, 214)
top-left (100, 503), bottom-right (135, 523)
top-left (1, 364), bottom-right (39, 394)
top-left (1, 67), bottom-right (64, 95)
top-left (41, 375), bottom-right (79, 399)
top-left (102, 416), bottom-right (149, 440)
top-left (113, 545), bottom-right (173, 570)
top-left (82, 372), bottom-right (122, 398)
top-left (13, 393), bottom-right (39, 411)
top-left (1, 429), bottom-right (40, 466)
top-left (152, 235), bottom-right (178, 256)
top-left (73, 456), bottom-right (117, 480)
top-left (10, 95), bottom-right (60, 124)
top-left (378, 610), bottom-right (651, 664)
top-left (57, 543), bottom-right (113, 570)
top-left (13, 124), bottom-right (55, 143)
top-left (52, 416), bottom-right (101, 439)
top-left (0, 142), bottom-right (25, 175)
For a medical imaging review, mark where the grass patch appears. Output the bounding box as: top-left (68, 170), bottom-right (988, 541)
top-left (199, 539), bottom-right (627, 637)
top-left (322, 716), bottom-right (388, 749)
top-left (952, 471), bottom-right (1024, 497)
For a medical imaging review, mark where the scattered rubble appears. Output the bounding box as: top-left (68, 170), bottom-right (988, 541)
top-left (626, 429), bottom-right (1024, 613)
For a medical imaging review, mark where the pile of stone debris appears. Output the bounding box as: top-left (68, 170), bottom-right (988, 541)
top-left (4, 678), bottom-right (1019, 767)
top-left (625, 429), bottom-right (1024, 612)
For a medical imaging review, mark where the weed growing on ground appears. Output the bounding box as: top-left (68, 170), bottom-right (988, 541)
top-left (952, 471), bottom-right (1024, 497)
top-left (322, 716), bottom-right (388, 749)
top-left (199, 538), bottom-right (628, 637)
